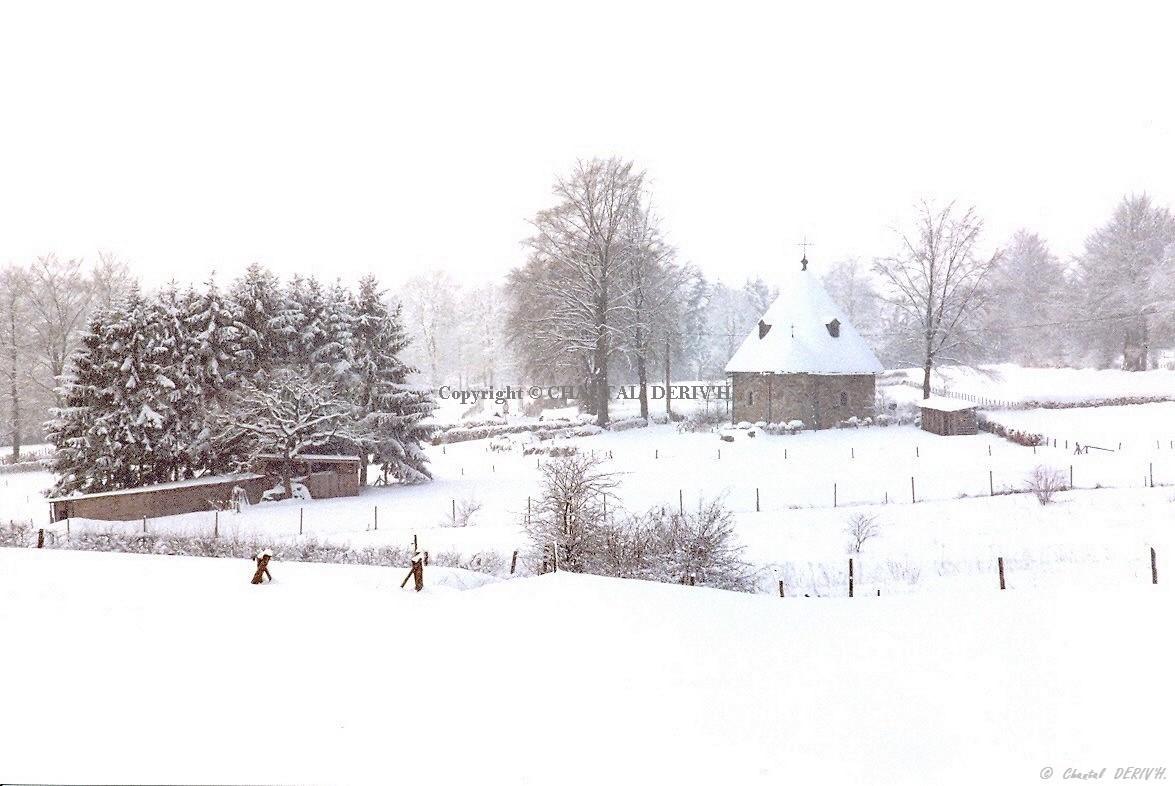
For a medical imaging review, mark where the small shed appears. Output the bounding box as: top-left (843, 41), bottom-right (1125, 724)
top-left (917, 396), bottom-right (978, 436)
top-left (253, 454), bottom-right (362, 499)
top-left (48, 473), bottom-right (269, 523)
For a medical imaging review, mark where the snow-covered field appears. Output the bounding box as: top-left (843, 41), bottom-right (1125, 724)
top-left (888, 363), bottom-right (1175, 405)
top-left (8, 417), bottom-right (1175, 597)
top-left (0, 547), bottom-right (1170, 785)
top-left (981, 402), bottom-right (1175, 452)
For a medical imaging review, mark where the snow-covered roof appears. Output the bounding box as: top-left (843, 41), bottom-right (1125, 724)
top-left (48, 473), bottom-right (265, 503)
top-left (256, 453), bottom-right (360, 463)
top-left (724, 260), bottom-right (884, 375)
top-left (917, 396), bottom-right (978, 413)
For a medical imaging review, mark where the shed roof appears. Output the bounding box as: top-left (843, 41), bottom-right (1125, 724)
top-left (917, 396), bottom-right (978, 413)
top-left (256, 453), bottom-right (361, 463)
top-left (48, 472), bottom-right (265, 503)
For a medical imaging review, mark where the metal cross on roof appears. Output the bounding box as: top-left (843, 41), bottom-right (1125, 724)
top-left (796, 236), bottom-right (815, 270)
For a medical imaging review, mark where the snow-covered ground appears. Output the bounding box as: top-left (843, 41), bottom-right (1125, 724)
top-left (9, 418), bottom-right (1174, 597)
top-left (0, 547), bottom-right (1169, 785)
top-left (888, 363), bottom-right (1175, 405)
top-left (981, 402), bottom-right (1175, 452)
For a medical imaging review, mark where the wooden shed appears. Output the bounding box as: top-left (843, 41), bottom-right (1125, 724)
top-left (48, 473), bottom-right (269, 523)
top-left (917, 396), bottom-right (979, 436)
top-left (252, 454), bottom-right (362, 499)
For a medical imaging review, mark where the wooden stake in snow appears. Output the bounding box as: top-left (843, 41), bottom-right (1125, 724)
top-left (679, 489), bottom-right (684, 516)
top-left (142, 516), bottom-right (147, 533)
top-left (911, 476), bottom-right (916, 503)
top-left (299, 507), bottom-right (303, 536)
top-left (374, 506), bottom-right (378, 531)
top-left (778, 580), bottom-right (785, 598)
top-left (452, 498), bottom-right (457, 526)
top-left (833, 482), bottom-right (838, 508)
top-left (989, 470), bottom-right (994, 496)
top-left (998, 557), bottom-right (1006, 590)
top-left (1152, 547), bottom-right (1158, 585)
top-left (510, 550), bottom-right (518, 575)
top-left (251, 550), bottom-right (274, 584)
top-left (37, 528), bottom-right (44, 549)
top-left (755, 488), bottom-right (760, 513)
top-left (848, 558), bottom-right (854, 598)
top-left (400, 552), bottom-right (424, 592)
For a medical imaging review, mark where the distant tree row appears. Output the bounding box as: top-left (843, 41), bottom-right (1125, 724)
top-left (48, 265), bottom-right (433, 496)
top-left (827, 194), bottom-right (1175, 390)
top-left (0, 253), bottom-right (133, 459)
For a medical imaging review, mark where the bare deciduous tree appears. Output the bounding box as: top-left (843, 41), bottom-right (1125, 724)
top-left (510, 158), bottom-right (645, 425)
top-left (874, 201), bottom-right (1001, 397)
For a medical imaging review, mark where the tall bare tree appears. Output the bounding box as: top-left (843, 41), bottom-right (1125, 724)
top-left (619, 203), bottom-right (684, 419)
top-left (510, 158), bottom-right (645, 425)
top-left (874, 201), bottom-right (1000, 397)
top-left (0, 265), bottom-right (30, 457)
top-left (24, 255), bottom-right (96, 407)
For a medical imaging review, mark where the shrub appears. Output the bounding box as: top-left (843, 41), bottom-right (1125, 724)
top-left (1026, 465), bottom-right (1066, 505)
top-left (608, 416), bottom-right (648, 432)
top-left (845, 512), bottom-right (881, 553)
top-left (676, 409), bottom-right (725, 433)
top-left (444, 497), bottom-right (483, 528)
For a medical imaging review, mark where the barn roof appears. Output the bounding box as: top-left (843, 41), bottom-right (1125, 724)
top-left (256, 453), bottom-right (361, 463)
top-left (47, 472), bottom-right (265, 503)
top-left (725, 258), bottom-right (883, 375)
top-left (917, 395), bottom-right (978, 412)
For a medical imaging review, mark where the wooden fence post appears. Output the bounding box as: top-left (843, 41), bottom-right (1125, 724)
top-left (989, 470), bottom-right (994, 496)
top-left (679, 489), bottom-right (683, 516)
top-left (299, 507), bottom-right (304, 536)
top-left (778, 580), bottom-right (785, 598)
top-left (37, 528), bottom-right (44, 548)
top-left (452, 498), bottom-right (457, 526)
top-left (1152, 547), bottom-right (1158, 585)
top-left (848, 557), bottom-right (854, 597)
top-left (214, 510), bottom-right (219, 539)
top-left (755, 487), bottom-right (760, 513)
top-left (374, 505), bottom-right (378, 531)
top-left (510, 550), bottom-right (518, 575)
top-left (911, 476), bottom-right (916, 503)
top-left (833, 483), bottom-right (837, 508)
top-left (1149, 463), bottom-right (1154, 488)
top-left (998, 557), bottom-right (1006, 590)
top-left (142, 516), bottom-right (147, 534)
top-left (1069, 465), bottom-right (1073, 489)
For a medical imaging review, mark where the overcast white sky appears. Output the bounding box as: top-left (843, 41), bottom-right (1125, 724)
top-left (1, 1), bottom-right (1172, 291)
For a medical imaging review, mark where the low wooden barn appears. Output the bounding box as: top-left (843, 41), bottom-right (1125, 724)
top-left (252, 453), bottom-right (362, 499)
top-left (48, 473), bottom-right (270, 523)
top-left (917, 397), bottom-right (978, 436)
top-left (725, 255), bottom-right (883, 429)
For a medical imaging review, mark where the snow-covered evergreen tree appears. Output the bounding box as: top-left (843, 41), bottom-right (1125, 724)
top-left (185, 274), bottom-right (246, 400)
top-left (313, 279), bottom-right (356, 380)
top-left (46, 312), bottom-right (112, 495)
top-left (231, 262), bottom-right (282, 372)
top-left (352, 275), bottom-right (434, 484)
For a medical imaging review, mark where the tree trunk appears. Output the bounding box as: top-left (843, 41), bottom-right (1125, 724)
top-left (636, 351), bottom-right (649, 421)
top-left (921, 359), bottom-right (932, 399)
top-left (8, 306), bottom-right (19, 461)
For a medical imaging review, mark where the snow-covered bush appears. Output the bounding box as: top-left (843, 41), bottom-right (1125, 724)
top-left (444, 497), bottom-right (483, 528)
top-left (762, 420), bottom-right (804, 435)
top-left (886, 560), bottom-right (922, 586)
top-left (608, 416), bottom-right (648, 432)
top-left (1026, 465), bottom-right (1066, 505)
top-left (979, 416), bottom-right (1045, 446)
top-left (845, 513), bottom-right (881, 553)
top-left (522, 443), bottom-right (579, 457)
top-left (535, 424), bottom-right (603, 441)
top-left (648, 411), bottom-right (670, 425)
top-left (675, 409), bottom-right (725, 433)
